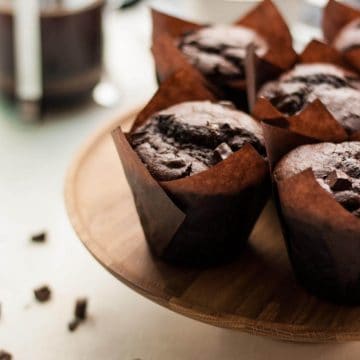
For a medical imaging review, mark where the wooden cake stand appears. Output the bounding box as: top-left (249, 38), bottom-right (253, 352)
top-left (64, 106), bottom-right (360, 343)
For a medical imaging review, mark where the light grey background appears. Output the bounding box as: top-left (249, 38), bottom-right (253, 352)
top-left (1, 1), bottom-right (359, 359)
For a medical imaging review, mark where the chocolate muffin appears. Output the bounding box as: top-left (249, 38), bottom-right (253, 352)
top-left (334, 18), bottom-right (360, 52)
top-left (178, 25), bottom-right (268, 86)
top-left (258, 63), bottom-right (360, 133)
top-left (131, 100), bottom-right (265, 181)
top-left (274, 141), bottom-right (360, 217)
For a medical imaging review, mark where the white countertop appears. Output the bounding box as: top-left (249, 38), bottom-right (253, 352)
top-left (1, 1), bottom-right (359, 359)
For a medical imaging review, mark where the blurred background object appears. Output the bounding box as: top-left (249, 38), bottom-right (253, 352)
top-left (1, 0), bottom-right (359, 120)
top-left (0, 0), bottom-right (104, 119)
top-left (1, 1), bottom-right (360, 359)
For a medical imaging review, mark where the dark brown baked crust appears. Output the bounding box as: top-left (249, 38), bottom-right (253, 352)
top-left (131, 100), bottom-right (265, 181)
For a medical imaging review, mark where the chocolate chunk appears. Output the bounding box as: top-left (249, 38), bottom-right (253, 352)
top-left (342, 159), bottom-right (360, 178)
top-left (0, 350), bottom-right (12, 360)
top-left (34, 286), bottom-right (51, 303)
top-left (214, 142), bottom-right (233, 161)
top-left (325, 170), bottom-right (352, 191)
top-left (334, 191), bottom-right (360, 212)
top-left (68, 298), bottom-right (88, 332)
top-left (68, 318), bottom-right (80, 332)
top-left (75, 298), bottom-right (87, 320)
top-left (31, 232), bottom-right (47, 243)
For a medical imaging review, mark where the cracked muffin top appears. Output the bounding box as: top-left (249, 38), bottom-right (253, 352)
top-left (178, 25), bottom-right (268, 85)
top-left (274, 141), bottom-right (360, 217)
top-left (131, 101), bottom-right (265, 181)
top-left (258, 63), bottom-right (360, 134)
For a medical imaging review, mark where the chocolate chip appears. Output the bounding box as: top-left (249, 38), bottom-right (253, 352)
top-left (68, 298), bottom-right (88, 332)
top-left (34, 286), bottom-right (51, 303)
top-left (325, 170), bottom-right (352, 191)
top-left (68, 318), bottom-right (80, 332)
top-left (0, 350), bottom-right (12, 360)
top-left (31, 232), bottom-right (47, 243)
top-left (334, 191), bottom-right (360, 212)
top-left (214, 142), bottom-right (233, 161)
top-left (75, 298), bottom-right (87, 320)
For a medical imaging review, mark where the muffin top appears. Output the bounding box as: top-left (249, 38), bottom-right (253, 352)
top-left (178, 25), bottom-right (268, 84)
top-left (131, 101), bottom-right (265, 181)
top-left (258, 63), bottom-right (360, 133)
top-left (334, 18), bottom-right (360, 52)
top-left (274, 142), bottom-right (360, 217)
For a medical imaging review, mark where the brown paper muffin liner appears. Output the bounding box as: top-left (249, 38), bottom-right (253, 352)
top-left (151, 0), bottom-right (297, 109)
top-left (254, 87), bottom-right (360, 302)
top-left (322, 0), bottom-right (360, 73)
top-left (111, 67), bottom-right (270, 266)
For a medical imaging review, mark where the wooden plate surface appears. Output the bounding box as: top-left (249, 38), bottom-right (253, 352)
top-left (65, 107), bottom-right (360, 343)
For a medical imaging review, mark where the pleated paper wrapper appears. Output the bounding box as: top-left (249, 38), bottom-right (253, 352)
top-left (253, 45), bottom-right (360, 302)
top-left (112, 67), bottom-right (270, 266)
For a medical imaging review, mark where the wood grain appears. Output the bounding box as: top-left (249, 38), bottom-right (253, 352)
top-left (65, 107), bottom-right (360, 343)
